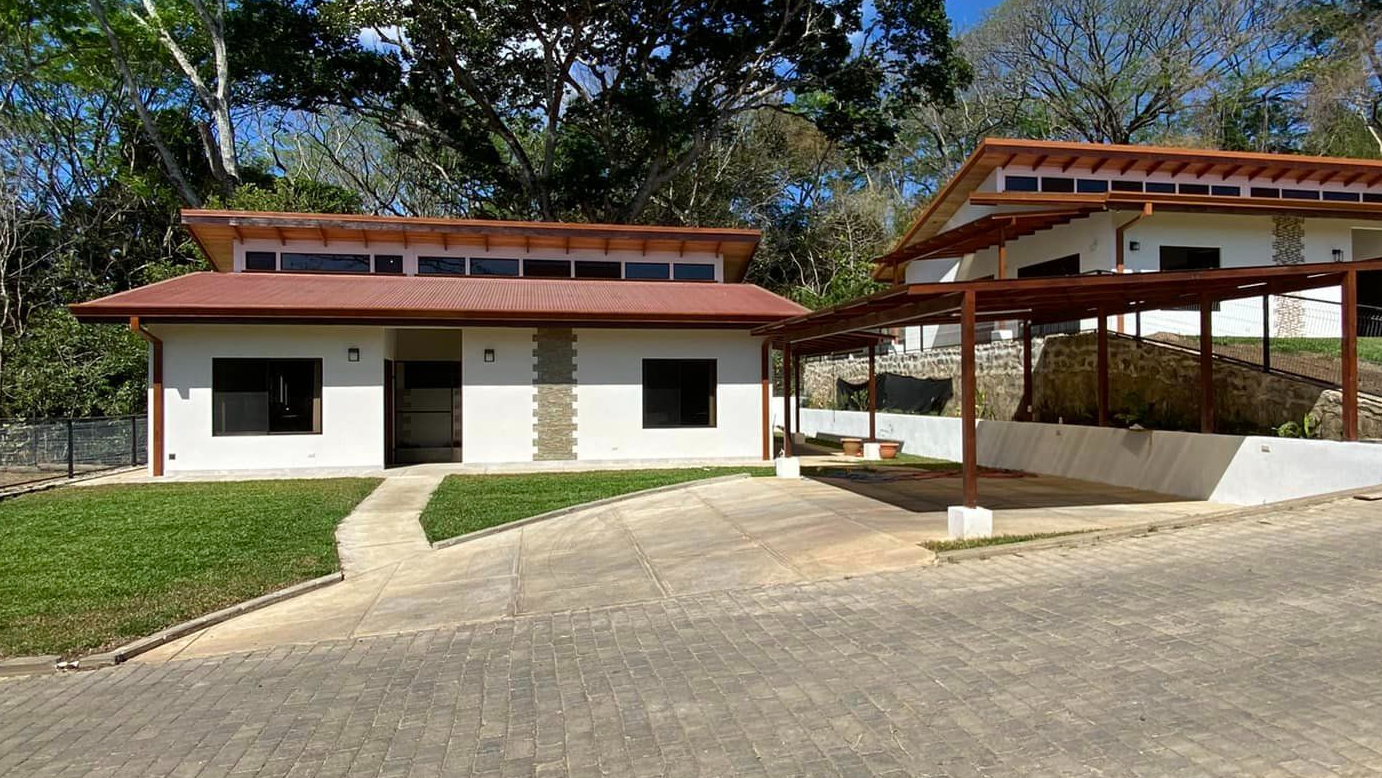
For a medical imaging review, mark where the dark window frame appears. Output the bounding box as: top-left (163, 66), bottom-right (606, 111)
top-left (1004, 175), bottom-right (1039, 192)
top-left (523, 259), bottom-right (572, 278)
top-left (1211, 185), bottom-right (1242, 197)
top-left (1145, 182), bottom-right (1176, 194)
top-left (373, 254), bottom-right (403, 274)
top-left (642, 359), bottom-right (717, 429)
top-left (280, 252), bottom-right (371, 273)
top-left (625, 262), bottom-right (671, 280)
top-left (672, 263), bottom-right (716, 281)
top-left (1040, 176), bottom-right (1075, 193)
top-left (212, 357), bottom-right (323, 437)
top-left (574, 260), bottom-right (622, 279)
top-left (469, 257), bottom-right (521, 276)
top-left (417, 256), bottom-right (467, 275)
top-left (244, 251), bottom-right (276, 272)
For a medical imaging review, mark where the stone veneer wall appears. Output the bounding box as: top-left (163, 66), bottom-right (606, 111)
top-left (802, 333), bottom-right (1382, 440)
top-left (1272, 215), bottom-right (1307, 337)
top-left (533, 327), bottom-right (576, 460)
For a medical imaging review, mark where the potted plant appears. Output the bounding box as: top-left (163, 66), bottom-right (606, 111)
top-left (841, 437), bottom-right (863, 457)
top-left (878, 441), bottom-right (900, 459)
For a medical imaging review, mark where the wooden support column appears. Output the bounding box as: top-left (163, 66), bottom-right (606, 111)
top-left (794, 353), bottom-right (802, 433)
top-left (996, 226), bottom-right (1007, 280)
top-left (1343, 269), bottom-right (1359, 441)
top-left (130, 317), bottom-right (163, 477)
top-left (1262, 295), bottom-right (1271, 373)
top-left (867, 347), bottom-right (877, 440)
top-left (1021, 320), bottom-right (1033, 422)
top-left (760, 339), bottom-right (771, 460)
top-left (1096, 311), bottom-right (1110, 427)
top-left (961, 291), bottom-right (978, 509)
top-left (781, 341), bottom-right (794, 456)
top-left (1200, 297), bottom-right (1215, 434)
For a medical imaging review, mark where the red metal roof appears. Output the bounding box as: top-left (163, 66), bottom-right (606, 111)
top-left (68, 272), bottom-right (808, 327)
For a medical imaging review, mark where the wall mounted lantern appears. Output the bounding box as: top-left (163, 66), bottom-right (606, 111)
top-left (484, 348), bottom-right (496, 363)
top-left (1333, 248), bottom-right (1344, 262)
top-left (347, 347), bottom-right (360, 362)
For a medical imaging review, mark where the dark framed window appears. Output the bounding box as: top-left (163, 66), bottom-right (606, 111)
top-left (1145, 182), bottom-right (1176, 194)
top-left (213, 358), bottom-right (322, 436)
top-left (1111, 180), bottom-right (1144, 192)
top-left (625, 262), bottom-right (670, 280)
top-left (1017, 254), bottom-right (1081, 278)
top-left (1076, 179), bottom-right (1109, 193)
top-left (1281, 188), bottom-right (1320, 200)
top-left (1040, 176), bottom-right (1075, 193)
top-left (469, 258), bottom-right (520, 276)
top-left (244, 251), bottom-right (276, 271)
top-left (1178, 183), bottom-right (1210, 195)
top-left (1365, 193), bottom-right (1382, 203)
top-left (1251, 187), bottom-right (1281, 198)
top-left (1324, 190), bottom-right (1362, 202)
top-left (1004, 175), bottom-right (1039, 192)
top-left (1160, 246), bottom-right (1220, 272)
top-left (523, 259), bottom-right (571, 278)
top-left (281, 253), bottom-right (370, 273)
top-left (642, 359), bottom-right (716, 428)
top-left (418, 256), bottom-right (467, 275)
top-left (673, 263), bottom-right (715, 281)
top-left (1211, 185), bottom-right (1242, 197)
top-left (373, 255), bottom-right (403, 274)
top-left (574, 260), bottom-right (621, 279)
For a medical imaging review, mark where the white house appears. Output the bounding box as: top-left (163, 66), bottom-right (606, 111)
top-left (877, 139), bottom-right (1382, 350)
top-left (70, 211), bottom-right (806, 475)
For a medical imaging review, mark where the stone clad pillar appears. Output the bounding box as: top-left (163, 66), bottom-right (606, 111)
top-left (533, 327), bottom-right (577, 461)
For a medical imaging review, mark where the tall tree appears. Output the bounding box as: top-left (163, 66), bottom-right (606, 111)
top-left (237, 0), bottom-right (970, 222)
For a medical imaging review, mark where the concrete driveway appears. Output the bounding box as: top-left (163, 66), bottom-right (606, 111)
top-left (136, 471), bottom-right (1223, 662)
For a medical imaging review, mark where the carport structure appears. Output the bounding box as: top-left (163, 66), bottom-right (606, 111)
top-left (753, 258), bottom-right (1382, 511)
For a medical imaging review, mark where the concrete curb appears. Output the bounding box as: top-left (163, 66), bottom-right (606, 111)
top-left (933, 484), bottom-right (1382, 564)
top-left (431, 473), bottom-right (755, 550)
top-left (74, 571), bottom-right (344, 670)
top-left (0, 655), bottom-right (60, 678)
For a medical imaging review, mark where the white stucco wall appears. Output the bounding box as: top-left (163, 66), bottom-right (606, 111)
top-left (460, 327), bottom-right (537, 464)
top-left (787, 406), bottom-right (1382, 505)
top-left (152, 324), bottom-right (387, 473)
top-left (575, 329), bottom-right (764, 460)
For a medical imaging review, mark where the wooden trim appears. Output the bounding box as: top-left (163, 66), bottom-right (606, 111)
top-left (1021, 321), bottom-right (1033, 421)
top-left (129, 317), bottom-right (163, 477)
top-left (1096, 313), bottom-right (1109, 426)
top-left (781, 341), bottom-right (793, 456)
top-left (1200, 298), bottom-right (1215, 433)
top-left (793, 353), bottom-right (802, 433)
top-left (761, 340), bottom-right (771, 460)
top-left (961, 291), bottom-right (977, 509)
top-left (867, 347), bottom-right (876, 441)
top-left (1342, 270), bottom-right (1359, 440)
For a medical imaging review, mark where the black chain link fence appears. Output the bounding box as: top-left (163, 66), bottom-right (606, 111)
top-left (0, 415), bottom-right (147, 490)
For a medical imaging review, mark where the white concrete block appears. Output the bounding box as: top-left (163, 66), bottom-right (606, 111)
top-left (947, 505), bottom-right (993, 539)
top-left (775, 456), bottom-right (801, 479)
top-left (791, 431), bottom-right (806, 446)
top-left (862, 442), bottom-right (882, 461)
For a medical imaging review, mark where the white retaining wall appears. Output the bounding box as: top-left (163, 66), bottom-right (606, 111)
top-left (785, 404), bottom-right (1382, 505)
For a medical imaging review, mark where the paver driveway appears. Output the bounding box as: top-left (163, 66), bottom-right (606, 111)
top-left (4, 493), bottom-right (1382, 776)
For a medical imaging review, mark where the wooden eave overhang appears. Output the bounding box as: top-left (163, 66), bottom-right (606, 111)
top-left (889, 138), bottom-right (1382, 271)
top-left (181, 209), bottom-right (764, 282)
top-left (876, 207), bottom-right (1100, 270)
top-left (755, 259), bottom-right (1382, 347)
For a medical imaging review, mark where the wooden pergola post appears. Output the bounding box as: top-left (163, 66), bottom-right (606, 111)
top-left (1200, 296), bottom-right (1215, 434)
top-left (1343, 269), bottom-right (1359, 441)
top-left (782, 340), bottom-right (794, 456)
top-left (760, 339), bottom-right (771, 460)
top-left (867, 346), bottom-right (877, 440)
top-left (1096, 311), bottom-right (1110, 427)
top-left (793, 353), bottom-right (802, 434)
top-left (961, 290), bottom-right (978, 509)
top-left (1021, 320), bottom-right (1034, 422)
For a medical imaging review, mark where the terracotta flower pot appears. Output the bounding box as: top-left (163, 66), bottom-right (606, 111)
top-left (878, 442), bottom-right (900, 459)
top-left (841, 438), bottom-right (863, 457)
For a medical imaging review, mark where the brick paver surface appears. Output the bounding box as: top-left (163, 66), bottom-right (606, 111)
top-left (4, 497), bottom-right (1382, 777)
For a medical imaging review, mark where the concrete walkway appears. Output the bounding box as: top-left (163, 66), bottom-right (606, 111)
top-left (333, 475), bottom-right (438, 576)
top-left (133, 472), bottom-right (1225, 662)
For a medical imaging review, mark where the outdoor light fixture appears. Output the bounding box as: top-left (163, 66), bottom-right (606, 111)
top-left (1128, 241), bottom-right (1140, 252)
top-left (347, 347), bottom-right (360, 362)
top-left (484, 348), bottom-right (496, 363)
top-left (1333, 248), bottom-right (1344, 262)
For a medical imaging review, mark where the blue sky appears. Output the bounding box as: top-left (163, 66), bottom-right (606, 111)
top-left (945, 0), bottom-right (1000, 31)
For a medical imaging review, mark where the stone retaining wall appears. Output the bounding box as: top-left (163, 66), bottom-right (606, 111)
top-left (802, 333), bottom-right (1382, 440)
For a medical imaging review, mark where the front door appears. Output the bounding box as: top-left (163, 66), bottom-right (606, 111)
top-left (391, 360), bottom-right (462, 463)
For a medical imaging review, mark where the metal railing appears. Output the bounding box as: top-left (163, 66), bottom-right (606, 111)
top-left (0, 414), bottom-right (147, 490)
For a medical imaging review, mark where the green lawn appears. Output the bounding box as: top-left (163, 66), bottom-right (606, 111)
top-left (0, 478), bottom-right (380, 658)
top-left (419, 468), bottom-right (771, 543)
top-left (1199, 336), bottom-right (1382, 364)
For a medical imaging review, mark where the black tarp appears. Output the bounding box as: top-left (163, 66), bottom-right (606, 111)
top-left (835, 373), bottom-right (952, 415)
